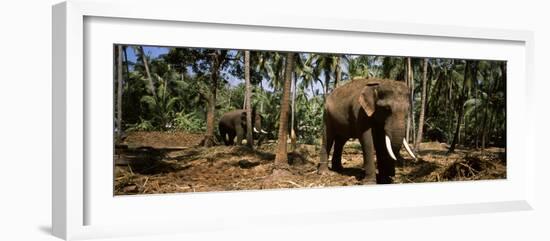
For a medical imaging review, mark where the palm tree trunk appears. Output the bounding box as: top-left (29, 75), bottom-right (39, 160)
top-left (449, 105), bottom-right (464, 153)
top-left (480, 100), bottom-right (490, 150)
top-left (482, 63), bottom-right (503, 149)
top-left (274, 52), bottom-right (295, 169)
top-left (243, 92), bottom-right (246, 109)
top-left (406, 59), bottom-right (410, 142)
top-left (406, 57), bottom-right (414, 143)
top-left (290, 72), bottom-right (297, 151)
top-left (138, 46), bottom-right (156, 98)
top-left (474, 68), bottom-right (479, 149)
top-left (410, 59), bottom-right (416, 145)
top-left (123, 46), bottom-right (130, 81)
top-left (479, 69), bottom-right (490, 150)
top-left (116, 45), bottom-right (123, 143)
top-left (244, 50), bottom-right (253, 148)
top-left (415, 58), bottom-right (428, 151)
top-left (448, 61), bottom-right (472, 153)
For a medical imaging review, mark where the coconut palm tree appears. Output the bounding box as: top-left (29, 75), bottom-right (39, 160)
top-left (381, 56), bottom-right (406, 81)
top-left (274, 52), bottom-right (295, 169)
top-left (405, 57), bottom-right (415, 143)
top-left (448, 60), bottom-right (476, 153)
top-left (305, 53), bottom-right (340, 95)
top-left (137, 46), bottom-right (156, 98)
top-left (289, 53), bottom-right (308, 148)
top-left (415, 58), bottom-right (429, 150)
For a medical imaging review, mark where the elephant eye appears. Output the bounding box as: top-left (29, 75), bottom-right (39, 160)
top-left (376, 101), bottom-right (391, 112)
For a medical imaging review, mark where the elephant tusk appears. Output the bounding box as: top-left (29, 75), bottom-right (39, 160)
top-left (261, 129), bottom-right (268, 134)
top-left (385, 135), bottom-right (397, 161)
top-left (403, 138), bottom-right (417, 160)
top-left (253, 127), bottom-right (260, 133)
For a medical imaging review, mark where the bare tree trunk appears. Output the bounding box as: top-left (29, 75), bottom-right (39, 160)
top-left (274, 52), bottom-right (295, 169)
top-left (116, 45), bottom-right (123, 143)
top-left (204, 92), bottom-right (216, 147)
top-left (415, 58), bottom-right (428, 151)
top-left (203, 51), bottom-right (223, 147)
top-left (244, 50), bottom-right (253, 148)
top-left (138, 46), bottom-right (156, 98)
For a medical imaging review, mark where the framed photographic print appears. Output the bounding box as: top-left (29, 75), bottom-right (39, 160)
top-left (53, 0), bottom-right (535, 240)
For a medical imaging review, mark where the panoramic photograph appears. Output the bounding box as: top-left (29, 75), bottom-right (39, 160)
top-left (113, 45), bottom-right (507, 195)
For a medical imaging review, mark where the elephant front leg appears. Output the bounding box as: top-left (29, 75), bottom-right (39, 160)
top-left (318, 126), bottom-right (334, 174)
top-left (372, 128), bottom-right (395, 184)
top-left (256, 133), bottom-right (265, 147)
top-left (331, 138), bottom-right (345, 172)
top-left (359, 129), bottom-right (377, 184)
top-left (235, 126), bottom-right (244, 145)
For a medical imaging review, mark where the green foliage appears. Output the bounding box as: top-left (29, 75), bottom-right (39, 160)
top-left (172, 111), bottom-right (205, 133)
top-left (295, 94), bottom-right (323, 144)
top-left (140, 74), bottom-right (180, 130)
top-left (252, 87), bottom-right (281, 137)
top-left (126, 118), bottom-right (155, 132)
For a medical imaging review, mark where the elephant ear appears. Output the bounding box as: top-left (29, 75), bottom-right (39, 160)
top-left (358, 82), bottom-right (379, 117)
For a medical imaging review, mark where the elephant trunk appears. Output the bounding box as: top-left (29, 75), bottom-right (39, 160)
top-left (385, 128), bottom-right (416, 161)
top-left (384, 129), bottom-right (406, 161)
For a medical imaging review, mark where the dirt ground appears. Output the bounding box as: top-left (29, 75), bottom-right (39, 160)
top-left (114, 132), bottom-right (506, 195)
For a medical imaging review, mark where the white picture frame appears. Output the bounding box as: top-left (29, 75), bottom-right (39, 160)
top-left (52, 0), bottom-right (535, 240)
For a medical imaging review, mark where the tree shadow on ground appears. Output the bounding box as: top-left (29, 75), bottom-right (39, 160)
top-left (168, 145), bottom-right (276, 163)
top-left (168, 149), bottom-right (202, 161)
top-left (127, 159), bottom-right (182, 175)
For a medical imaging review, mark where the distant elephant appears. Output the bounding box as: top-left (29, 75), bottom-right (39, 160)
top-left (425, 127), bottom-right (447, 143)
top-left (218, 109), bottom-right (268, 146)
top-left (318, 79), bottom-right (417, 184)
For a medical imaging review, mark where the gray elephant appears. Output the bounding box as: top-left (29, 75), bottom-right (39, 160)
top-left (318, 78), bottom-right (417, 184)
top-left (218, 109), bottom-right (268, 146)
